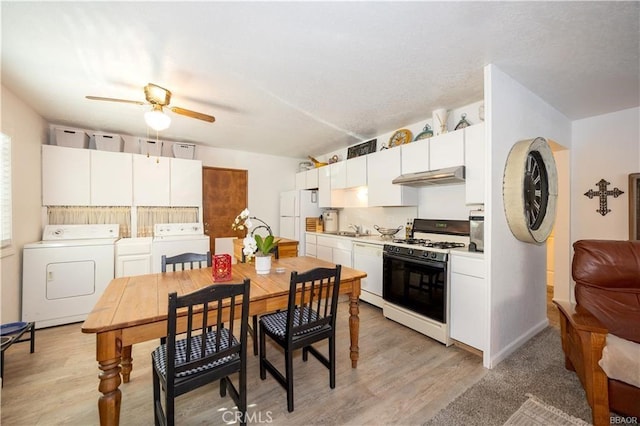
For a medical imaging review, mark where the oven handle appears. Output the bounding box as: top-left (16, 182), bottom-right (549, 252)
top-left (383, 252), bottom-right (447, 268)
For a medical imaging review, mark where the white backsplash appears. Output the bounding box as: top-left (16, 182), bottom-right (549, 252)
top-left (417, 184), bottom-right (470, 220)
top-left (336, 206), bottom-right (417, 236)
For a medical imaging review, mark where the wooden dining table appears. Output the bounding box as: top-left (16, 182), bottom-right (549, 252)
top-left (81, 256), bottom-right (366, 426)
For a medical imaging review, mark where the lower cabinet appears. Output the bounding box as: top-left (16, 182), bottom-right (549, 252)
top-left (315, 234), bottom-right (353, 267)
top-left (450, 254), bottom-right (486, 351)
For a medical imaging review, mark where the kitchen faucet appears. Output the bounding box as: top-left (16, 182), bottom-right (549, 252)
top-left (348, 224), bottom-right (362, 235)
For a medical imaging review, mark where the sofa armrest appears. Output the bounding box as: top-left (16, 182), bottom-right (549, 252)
top-left (553, 300), bottom-right (608, 335)
top-left (553, 299), bottom-right (610, 426)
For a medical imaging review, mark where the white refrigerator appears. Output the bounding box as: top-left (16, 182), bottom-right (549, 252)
top-left (279, 190), bottom-right (321, 256)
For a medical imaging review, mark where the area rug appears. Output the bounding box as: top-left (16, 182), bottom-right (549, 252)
top-left (425, 327), bottom-right (593, 425)
top-left (503, 394), bottom-right (591, 426)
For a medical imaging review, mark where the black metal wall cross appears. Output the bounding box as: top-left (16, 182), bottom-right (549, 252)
top-left (584, 179), bottom-right (624, 216)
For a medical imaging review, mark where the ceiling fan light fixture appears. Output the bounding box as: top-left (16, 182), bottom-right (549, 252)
top-left (144, 105), bottom-right (171, 131)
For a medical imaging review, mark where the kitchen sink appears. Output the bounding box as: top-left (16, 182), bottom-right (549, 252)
top-left (335, 231), bottom-right (359, 237)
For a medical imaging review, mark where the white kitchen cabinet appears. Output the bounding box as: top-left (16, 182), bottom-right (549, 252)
top-left (330, 162), bottom-right (347, 189)
top-left (133, 154), bottom-right (171, 206)
top-left (90, 150), bottom-right (132, 206)
top-left (316, 234), bottom-right (353, 267)
top-left (346, 156), bottom-right (367, 188)
top-left (295, 171), bottom-right (306, 190)
top-left (42, 145), bottom-right (91, 206)
top-left (450, 254), bottom-right (486, 351)
top-left (366, 148), bottom-right (417, 207)
top-left (170, 158), bottom-right (202, 207)
top-left (318, 166), bottom-right (332, 208)
top-left (295, 168), bottom-right (319, 190)
top-left (401, 138), bottom-right (429, 175)
top-left (305, 233), bottom-right (317, 258)
top-left (464, 123), bottom-right (486, 205)
top-left (430, 130), bottom-right (465, 170)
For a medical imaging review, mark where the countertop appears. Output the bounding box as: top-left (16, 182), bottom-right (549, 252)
top-left (306, 231), bottom-right (485, 258)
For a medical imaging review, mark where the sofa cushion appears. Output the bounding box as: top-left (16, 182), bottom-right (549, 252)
top-left (573, 240), bottom-right (640, 343)
top-left (598, 333), bottom-right (640, 388)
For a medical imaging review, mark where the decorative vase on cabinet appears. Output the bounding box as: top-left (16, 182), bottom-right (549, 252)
top-left (255, 255), bottom-right (272, 275)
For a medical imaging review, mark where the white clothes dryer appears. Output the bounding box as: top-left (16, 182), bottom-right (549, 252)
top-left (22, 224), bottom-right (119, 328)
top-left (151, 223), bottom-right (210, 273)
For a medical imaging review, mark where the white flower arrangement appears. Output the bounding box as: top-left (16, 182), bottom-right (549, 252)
top-left (232, 208), bottom-right (279, 261)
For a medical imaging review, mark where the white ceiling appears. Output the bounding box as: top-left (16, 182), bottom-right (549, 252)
top-left (2, 2), bottom-right (638, 158)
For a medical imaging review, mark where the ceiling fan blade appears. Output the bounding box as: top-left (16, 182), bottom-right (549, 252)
top-left (86, 96), bottom-right (146, 106)
top-left (170, 106), bottom-right (215, 123)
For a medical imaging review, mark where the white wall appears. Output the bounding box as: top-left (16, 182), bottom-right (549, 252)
top-left (196, 146), bottom-right (301, 236)
top-left (485, 65), bottom-right (572, 367)
top-left (571, 107), bottom-right (640, 242)
top-left (1, 85), bottom-right (48, 323)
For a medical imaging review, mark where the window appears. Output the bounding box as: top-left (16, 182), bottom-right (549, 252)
top-left (1, 133), bottom-right (12, 249)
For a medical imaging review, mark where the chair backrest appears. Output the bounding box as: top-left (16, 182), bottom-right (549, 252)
top-left (285, 265), bottom-right (342, 342)
top-left (162, 251), bottom-right (212, 272)
top-left (572, 239), bottom-right (640, 343)
top-left (165, 279), bottom-right (251, 379)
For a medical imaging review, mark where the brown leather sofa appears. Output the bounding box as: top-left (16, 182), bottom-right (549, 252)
top-left (554, 240), bottom-right (640, 425)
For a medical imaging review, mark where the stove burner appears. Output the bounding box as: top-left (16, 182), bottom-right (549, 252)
top-left (423, 242), bottom-right (466, 249)
top-left (392, 238), bottom-right (430, 245)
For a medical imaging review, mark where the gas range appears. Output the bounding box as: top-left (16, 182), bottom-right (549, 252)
top-left (391, 239), bottom-right (467, 250)
top-left (383, 218), bottom-right (471, 261)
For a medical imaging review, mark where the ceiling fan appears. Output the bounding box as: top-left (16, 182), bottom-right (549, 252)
top-left (86, 83), bottom-right (215, 130)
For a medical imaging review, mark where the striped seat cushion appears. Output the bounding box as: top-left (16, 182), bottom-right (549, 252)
top-left (152, 328), bottom-right (239, 378)
top-left (260, 307), bottom-right (322, 338)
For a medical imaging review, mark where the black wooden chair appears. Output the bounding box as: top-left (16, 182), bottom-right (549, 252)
top-left (151, 279), bottom-right (250, 426)
top-left (161, 252), bottom-right (211, 272)
top-left (243, 246), bottom-right (279, 356)
top-left (259, 265), bottom-right (342, 412)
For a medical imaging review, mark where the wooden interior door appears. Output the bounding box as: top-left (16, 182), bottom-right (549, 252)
top-left (202, 167), bottom-right (248, 255)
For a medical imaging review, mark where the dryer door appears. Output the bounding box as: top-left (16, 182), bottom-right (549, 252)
top-left (46, 261), bottom-right (95, 299)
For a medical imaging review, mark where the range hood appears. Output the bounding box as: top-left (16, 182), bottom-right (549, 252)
top-left (392, 166), bottom-right (465, 187)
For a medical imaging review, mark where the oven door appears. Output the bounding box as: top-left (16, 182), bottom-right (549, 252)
top-left (383, 252), bottom-right (448, 323)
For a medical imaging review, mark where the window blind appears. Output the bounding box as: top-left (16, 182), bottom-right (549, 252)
top-left (1, 133), bottom-right (12, 248)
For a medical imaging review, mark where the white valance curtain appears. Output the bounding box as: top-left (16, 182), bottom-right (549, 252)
top-left (136, 207), bottom-right (198, 237)
top-left (47, 206), bottom-right (131, 237)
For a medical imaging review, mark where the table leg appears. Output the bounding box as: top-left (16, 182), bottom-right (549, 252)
top-left (348, 291), bottom-right (360, 368)
top-left (121, 345), bottom-right (132, 383)
top-left (96, 331), bottom-right (122, 426)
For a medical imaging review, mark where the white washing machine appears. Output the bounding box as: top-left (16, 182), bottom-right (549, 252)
top-left (151, 223), bottom-right (210, 273)
top-left (22, 224), bottom-right (119, 328)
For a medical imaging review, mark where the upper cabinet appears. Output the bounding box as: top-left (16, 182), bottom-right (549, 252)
top-left (318, 165), bottom-right (332, 208)
top-left (42, 145), bottom-right (132, 206)
top-left (401, 138), bottom-right (429, 175)
top-left (42, 145), bottom-right (91, 206)
top-left (295, 168), bottom-right (319, 190)
top-left (43, 145), bottom-right (202, 208)
top-left (132, 154), bottom-right (202, 206)
top-left (132, 154), bottom-right (171, 206)
top-left (329, 162), bottom-right (347, 190)
top-left (91, 150), bottom-right (133, 206)
top-left (346, 156), bottom-right (367, 188)
top-left (169, 157), bottom-right (202, 206)
top-left (401, 128), bottom-right (465, 174)
top-left (367, 148), bottom-right (417, 207)
top-left (430, 131), bottom-right (465, 170)
top-left (464, 123), bottom-right (485, 205)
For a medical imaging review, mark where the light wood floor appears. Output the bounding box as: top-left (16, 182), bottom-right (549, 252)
top-left (1, 292), bottom-right (560, 425)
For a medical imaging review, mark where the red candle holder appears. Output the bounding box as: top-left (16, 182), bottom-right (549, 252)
top-left (213, 254), bottom-right (232, 281)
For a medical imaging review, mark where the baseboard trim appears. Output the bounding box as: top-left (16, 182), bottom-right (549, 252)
top-left (488, 319), bottom-right (549, 368)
